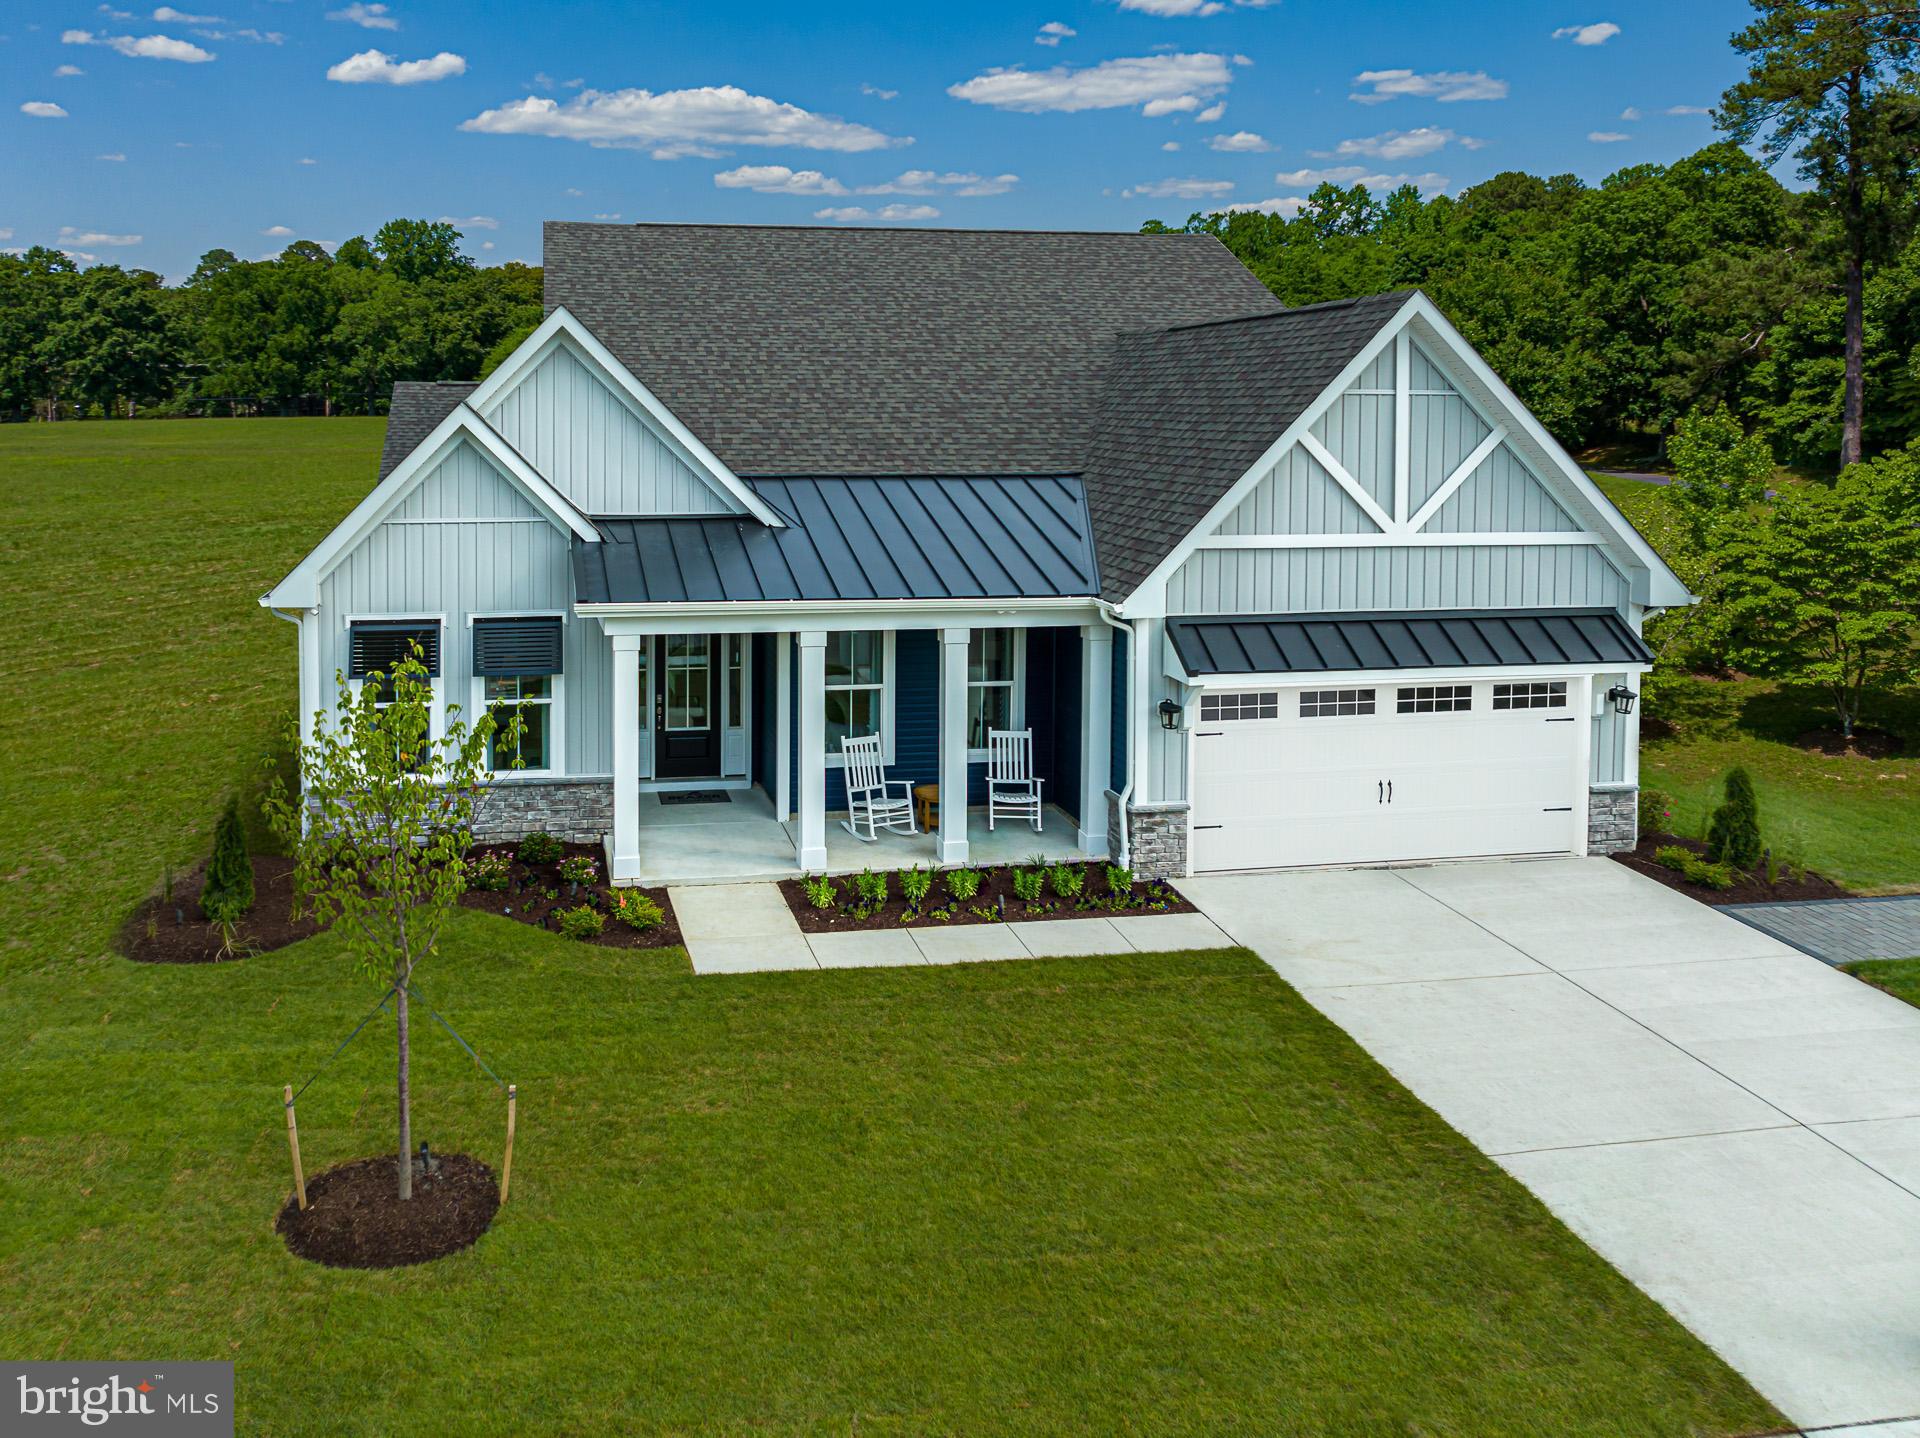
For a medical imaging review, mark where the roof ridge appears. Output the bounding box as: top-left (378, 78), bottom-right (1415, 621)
top-left (1147, 288), bottom-right (1416, 337)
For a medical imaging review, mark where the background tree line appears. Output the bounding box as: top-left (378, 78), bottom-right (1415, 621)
top-left (0, 218), bottom-right (539, 421)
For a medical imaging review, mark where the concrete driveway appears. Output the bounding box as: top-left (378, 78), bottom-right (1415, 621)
top-left (1181, 858), bottom-right (1920, 1433)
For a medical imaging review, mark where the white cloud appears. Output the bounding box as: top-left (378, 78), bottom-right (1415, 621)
top-left (327, 2), bottom-right (398, 29)
top-left (1161, 140), bottom-right (1181, 151)
top-left (1207, 130), bottom-right (1269, 152)
top-left (61, 250), bottom-right (100, 264)
top-left (1219, 196), bottom-right (1307, 216)
top-left (62, 29), bottom-right (215, 61)
top-left (1329, 126), bottom-right (1478, 161)
top-left (327, 48), bottom-right (464, 84)
top-left (97, 152), bottom-right (126, 161)
top-left (152, 6), bottom-right (220, 21)
top-left (98, 4), bottom-right (134, 18)
top-left (298, 156), bottom-right (318, 164)
top-left (1195, 100), bottom-right (1226, 123)
top-left (201, 27), bottom-right (281, 44)
top-left (593, 211), bottom-right (621, 220)
top-left (61, 227), bottom-right (140, 245)
top-left (948, 52), bottom-right (1234, 116)
top-left (860, 82), bottom-right (897, 100)
top-left (21, 101), bottom-right (69, 117)
top-left (1665, 104), bottom-right (1709, 116)
top-left (480, 240), bottom-right (495, 250)
top-left (813, 203), bottom-right (940, 223)
top-left (1588, 130), bottom-right (1630, 143)
top-left (1553, 22), bottom-right (1620, 45)
top-left (1349, 69), bottom-right (1507, 105)
top-left (564, 186), bottom-right (584, 196)
top-left (1619, 106), bottom-right (1642, 120)
top-left (1122, 177), bottom-right (1234, 199)
top-left (1273, 165), bottom-right (1448, 191)
top-left (261, 224), bottom-right (294, 236)
top-left (0, 229), bottom-right (11, 240)
top-left (715, 164), bottom-right (849, 195)
top-left (461, 85), bottom-right (908, 157)
top-left (54, 64), bottom-right (84, 76)
top-left (438, 214), bottom-right (499, 229)
top-left (861, 169), bottom-right (1018, 195)
top-left (1117, 0), bottom-right (1221, 14)
top-left (1036, 21), bottom-right (1075, 45)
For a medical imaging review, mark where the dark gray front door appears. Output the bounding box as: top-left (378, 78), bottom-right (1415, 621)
top-left (654, 634), bottom-right (720, 779)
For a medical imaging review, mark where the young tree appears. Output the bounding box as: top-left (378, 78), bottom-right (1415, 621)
top-left (263, 648), bottom-right (519, 1199)
top-left (1667, 403), bottom-right (1776, 547)
top-left (1719, 457), bottom-right (1920, 734)
top-left (202, 795), bottom-right (255, 923)
top-left (1718, 1), bottom-right (1920, 467)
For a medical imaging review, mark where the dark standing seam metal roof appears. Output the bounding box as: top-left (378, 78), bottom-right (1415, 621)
top-left (1168, 609), bottom-right (1652, 677)
top-left (379, 381), bottom-right (476, 478)
top-left (571, 475), bottom-right (1099, 604)
top-left (1083, 293), bottom-right (1413, 599)
top-left (542, 222), bottom-right (1282, 476)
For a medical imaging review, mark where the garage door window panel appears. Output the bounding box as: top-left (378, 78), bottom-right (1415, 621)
top-left (1493, 681), bottom-right (1568, 711)
top-left (1396, 684), bottom-right (1472, 715)
top-left (1200, 691), bottom-right (1279, 722)
top-left (1299, 688), bottom-right (1376, 718)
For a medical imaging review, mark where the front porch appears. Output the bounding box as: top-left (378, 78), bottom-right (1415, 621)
top-left (626, 787), bottom-right (1091, 887)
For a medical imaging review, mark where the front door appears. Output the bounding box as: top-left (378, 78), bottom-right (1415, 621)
top-left (654, 634), bottom-right (721, 779)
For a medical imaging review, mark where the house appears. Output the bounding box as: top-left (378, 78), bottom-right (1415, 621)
top-left (261, 222), bottom-right (1687, 884)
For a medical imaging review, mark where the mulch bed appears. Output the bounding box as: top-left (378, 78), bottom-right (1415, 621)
top-left (779, 860), bottom-right (1195, 933)
top-left (1795, 726), bottom-right (1904, 759)
top-left (119, 856), bottom-right (322, 964)
top-left (1611, 832), bottom-right (1851, 906)
top-left (458, 841), bottom-right (683, 950)
top-left (277, 1153), bottom-right (499, 1269)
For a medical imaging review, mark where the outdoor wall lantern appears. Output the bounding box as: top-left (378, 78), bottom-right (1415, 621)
top-left (1606, 683), bottom-right (1637, 716)
top-left (1158, 699), bottom-right (1182, 730)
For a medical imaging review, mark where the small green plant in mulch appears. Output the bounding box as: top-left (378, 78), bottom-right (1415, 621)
top-left (555, 904), bottom-right (606, 941)
top-left (944, 867), bottom-right (982, 902)
top-left (1011, 868), bottom-right (1045, 907)
top-left (853, 868), bottom-right (887, 906)
top-left (1706, 767), bottom-right (1763, 870)
top-left (468, 849), bottom-right (513, 892)
top-left (201, 795), bottom-right (254, 924)
top-left (1654, 844), bottom-right (1738, 891)
top-left (1653, 844), bottom-right (1693, 872)
top-left (802, 874), bottom-right (837, 910)
top-left (558, 853), bottom-right (600, 885)
top-left (1048, 863), bottom-right (1084, 900)
top-left (607, 890), bottom-right (664, 931)
top-left (517, 831), bottom-right (564, 866)
top-left (1638, 787), bottom-right (1675, 838)
top-left (1103, 865), bottom-right (1134, 896)
top-left (900, 865), bottom-right (933, 914)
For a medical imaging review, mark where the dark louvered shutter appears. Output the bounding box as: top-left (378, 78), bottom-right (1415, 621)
top-left (348, 621), bottom-right (441, 678)
top-left (472, 617), bottom-right (564, 677)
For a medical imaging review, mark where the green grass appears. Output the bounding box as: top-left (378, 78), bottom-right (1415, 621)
top-left (0, 420), bottom-right (1783, 1434)
top-left (1845, 957), bottom-right (1920, 1008)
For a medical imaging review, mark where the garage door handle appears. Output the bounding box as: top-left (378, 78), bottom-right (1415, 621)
top-left (1545, 716), bottom-right (1576, 723)
top-left (1542, 805), bottom-right (1573, 812)
top-left (1386, 780), bottom-right (1393, 804)
top-left (1377, 780), bottom-right (1384, 804)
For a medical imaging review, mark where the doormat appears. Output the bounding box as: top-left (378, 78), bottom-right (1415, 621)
top-left (659, 790), bottom-right (732, 806)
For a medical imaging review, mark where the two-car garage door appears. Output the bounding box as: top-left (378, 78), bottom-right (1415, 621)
top-left (1188, 678), bottom-right (1582, 873)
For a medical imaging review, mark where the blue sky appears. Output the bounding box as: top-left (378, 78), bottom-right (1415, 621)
top-left (5, 0), bottom-right (1759, 279)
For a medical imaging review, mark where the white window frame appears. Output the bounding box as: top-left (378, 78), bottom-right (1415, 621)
top-left (343, 613), bottom-right (446, 743)
top-left (471, 672), bottom-right (564, 779)
top-left (823, 629), bottom-right (896, 767)
top-left (966, 627), bottom-right (1027, 761)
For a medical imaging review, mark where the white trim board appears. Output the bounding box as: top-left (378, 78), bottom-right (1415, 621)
top-left (463, 306), bottom-right (784, 530)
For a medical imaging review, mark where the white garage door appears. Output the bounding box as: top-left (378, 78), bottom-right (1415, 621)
top-left (1189, 678), bottom-right (1582, 873)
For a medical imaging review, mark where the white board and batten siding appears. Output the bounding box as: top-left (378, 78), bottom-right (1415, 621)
top-left (314, 435), bottom-right (614, 776)
top-left (1142, 329), bottom-right (1640, 815)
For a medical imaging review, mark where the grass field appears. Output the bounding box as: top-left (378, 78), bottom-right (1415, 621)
top-left (1849, 957), bottom-right (1920, 1008)
top-left (0, 420), bottom-right (1784, 1434)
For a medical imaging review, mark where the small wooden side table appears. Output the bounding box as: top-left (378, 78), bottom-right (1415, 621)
top-left (913, 783), bottom-right (939, 832)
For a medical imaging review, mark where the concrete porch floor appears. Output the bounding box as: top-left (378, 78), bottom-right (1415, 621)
top-left (629, 787), bottom-right (1093, 887)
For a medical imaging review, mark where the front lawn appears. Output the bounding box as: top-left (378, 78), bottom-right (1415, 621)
top-left (1846, 957), bottom-right (1920, 1008)
top-left (0, 419), bottom-right (1784, 1433)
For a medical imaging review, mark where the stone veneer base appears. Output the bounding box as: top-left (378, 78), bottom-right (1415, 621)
top-left (472, 779), bottom-right (614, 846)
top-left (1587, 786), bottom-right (1637, 855)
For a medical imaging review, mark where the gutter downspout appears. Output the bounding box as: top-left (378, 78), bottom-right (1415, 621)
top-left (1097, 604), bottom-right (1135, 870)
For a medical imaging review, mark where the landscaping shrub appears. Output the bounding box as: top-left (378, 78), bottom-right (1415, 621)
top-left (1104, 865), bottom-right (1134, 895)
top-left (1048, 863), bottom-right (1084, 900)
top-left (1638, 788), bottom-right (1675, 837)
top-left (201, 796), bottom-right (254, 923)
top-left (901, 865), bottom-right (933, 912)
top-left (1705, 767), bottom-right (1762, 869)
top-left (1681, 855), bottom-right (1739, 890)
top-left (608, 891), bottom-right (664, 930)
top-left (555, 905), bottom-right (605, 941)
top-left (853, 868), bottom-right (887, 907)
top-left (467, 850), bottom-right (512, 892)
top-left (517, 831), bottom-right (563, 866)
top-left (1653, 844), bottom-right (1694, 872)
top-left (558, 854), bottom-right (600, 885)
top-left (944, 867), bottom-right (982, 902)
top-left (802, 875), bottom-right (837, 910)
top-left (1011, 868), bottom-right (1045, 905)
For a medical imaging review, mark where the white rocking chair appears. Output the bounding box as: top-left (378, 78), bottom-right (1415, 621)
top-left (840, 734), bottom-right (917, 841)
top-left (986, 728), bottom-right (1044, 832)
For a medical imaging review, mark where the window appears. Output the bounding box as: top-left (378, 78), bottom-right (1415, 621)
top-left (1299, 688), bottom-right (1375, 718)
top-left (347, 620), bottom-right (443, 754)
top-left (1397, 684), bottom-right (1473, 715)
top-left (1200, 691), bottom-right (1279, 722)
top-left (663, 635), bottom-right (711, 731)
top-left (725, 634), bottom-right (744, 729)
top-left (967, 629), bottom-right (1022, 753)
top-left (825, 630), bottom-right (886, 757)
top-left (483, 675), bottom-right (554, 772)
top-left (1493, 680), bottom-right (1568, 711)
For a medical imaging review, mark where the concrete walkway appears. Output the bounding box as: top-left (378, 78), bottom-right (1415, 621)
top-left (1180, 858), bottom-right (1920, 1433)
top-left (1727, 895), bottom-right (1920, 967)
top-left (668, 881), bottom-right (1233, 973)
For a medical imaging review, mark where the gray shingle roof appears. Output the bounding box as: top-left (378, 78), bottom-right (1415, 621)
top-left (379, 381), bottom-right (475, 478)
top-left (1084, 292), bottom-right (1412, 598)
top-left (542, 222), bottom-right (1281, 477)
top-left (574, 475), bottom-right (1097, 605)
top-left (1169, 608), bottom-right (1652, 676)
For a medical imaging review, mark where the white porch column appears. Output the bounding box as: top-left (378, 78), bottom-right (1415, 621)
top-left (610, 634), bottom-right (642, 882)
top-left (296, 608), bottom-right (323, 750)
top-left (775, 631), bottom-right (793, 822)
top-left (938, 627), bottom-right (971, 866)
top-left (797, 630), bottom-right (827, 871)
top-left (1078, 623), bottom-right (1112, 857)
